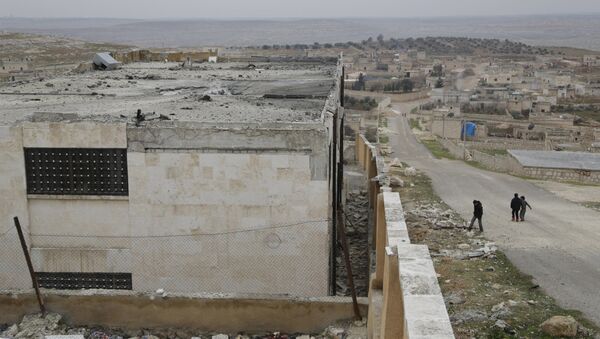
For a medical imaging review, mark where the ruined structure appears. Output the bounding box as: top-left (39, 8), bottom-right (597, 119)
top-left (0, 60), bottom-right (344, 296)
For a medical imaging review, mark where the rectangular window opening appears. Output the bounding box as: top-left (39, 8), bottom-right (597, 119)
top-left (24, 148), bottom-right (128, 196)
top-left (36, 272), bottom-right (132, 290)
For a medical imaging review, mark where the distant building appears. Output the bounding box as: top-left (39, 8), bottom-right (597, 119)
top-left (583, 55), bottom-right (600, 67)
top-left (508, 150), bottom-right (600, 184)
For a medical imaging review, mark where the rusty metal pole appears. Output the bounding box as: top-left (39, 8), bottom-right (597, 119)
top-left (337, 210), bottom-right (362, 320)
top-left (14, 216), bottom-right (46, 315)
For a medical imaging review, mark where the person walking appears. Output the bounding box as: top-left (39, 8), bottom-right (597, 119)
top-left (520, 196), bottom-right (532, 221)
top-left (468, 200), bottom-right (484, 232)
top-left (511, 193), bottom-right (522, 222)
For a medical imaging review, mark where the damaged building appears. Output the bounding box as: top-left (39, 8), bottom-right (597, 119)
top-left (0, 60), bottom-right (344, 297)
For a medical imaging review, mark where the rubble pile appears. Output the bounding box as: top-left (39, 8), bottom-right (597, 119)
top-left (405, 202), bottom-right (498, 260)
top-left (336, 190), bottom-right (370, 297)
top-left (406, 203), bottom-right (462, 229)
top-left (0, 313), bottom-right (364, 339)
top-left (385, 158), bottom-right (404, 188)
top-left (1, 313), bottom-right (68, 339)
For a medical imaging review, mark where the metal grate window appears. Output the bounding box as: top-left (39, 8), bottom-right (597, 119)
top-left (36, 272), bottom-right (132, 290)
top-left (24, 148), bottom-right (128, 196)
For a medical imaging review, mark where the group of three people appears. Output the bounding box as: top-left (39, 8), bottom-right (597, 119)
top-left (468, 194), bottom-right (532, 232)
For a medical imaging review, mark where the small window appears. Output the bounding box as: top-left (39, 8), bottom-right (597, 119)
top-left (36, 272), bottom-right (132, 290)
top-left (24, 148), bottom-right (128, 195)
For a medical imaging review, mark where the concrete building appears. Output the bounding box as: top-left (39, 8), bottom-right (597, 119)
top-left (430, 117), bottom-right (463, 140)
top-left (0, 61), bottom-right (344, 296)
top-left (0, 58), bottom-right (31, 73)
top-left (583, 55), bottom-right (600, 67)
top-left (508, 150), bottom-right (600, 184)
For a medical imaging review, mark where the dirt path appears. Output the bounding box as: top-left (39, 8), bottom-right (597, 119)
top-left (388, 104), bottom-right (600, 326)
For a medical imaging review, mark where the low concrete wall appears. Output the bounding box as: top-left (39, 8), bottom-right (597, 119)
top-left (465, 139), bottom-right (546, 151)
top-left (346, 90), bottom-right (429, 103)
top-left (440, 139), bottom-right (522, 174)
top-left (356, 135), bottom-right (454, 339)
top-left (0, 291), bottom-right (367, 334)
top-left (440, 138), bottom-right (467, 160)
top-left (519, 166), bottom-right (600, 184)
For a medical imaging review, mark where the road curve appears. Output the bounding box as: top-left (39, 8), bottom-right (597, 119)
top-left (388, 105), bottom-right (600, 325)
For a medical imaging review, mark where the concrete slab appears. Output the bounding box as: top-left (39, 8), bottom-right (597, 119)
top-left (0, 62), bottom-right (337, 125)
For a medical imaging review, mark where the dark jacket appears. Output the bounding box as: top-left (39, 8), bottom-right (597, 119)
top-left (474, 201), bottom-right (483, 218)
top-left (511, 197), bottom-right (522, 210)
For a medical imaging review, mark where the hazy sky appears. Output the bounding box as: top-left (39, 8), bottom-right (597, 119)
top-left (3, 0), bottom-right (600, 19)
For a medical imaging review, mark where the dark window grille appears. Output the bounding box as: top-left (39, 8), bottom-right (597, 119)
top-left (24, 148), bottom-right (128, 196)
top-left (36, 272), bottom-right (132, 290)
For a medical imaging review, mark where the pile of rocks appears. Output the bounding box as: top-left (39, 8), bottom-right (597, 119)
top-left (1, 313), bottom-right (66, 339)
top-left (385, 158), bottom-right (405, 188)
top-left (405, 202), bottom-right (463, 230)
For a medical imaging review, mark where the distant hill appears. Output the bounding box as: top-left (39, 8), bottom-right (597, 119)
top-left (255, 37), bottom-right (574, 56)
top-left (1, 15), bottom-right (600, 51)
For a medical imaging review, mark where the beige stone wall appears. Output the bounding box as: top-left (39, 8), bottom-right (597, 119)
top-left (22, 121), bottom-right (127, 148)
top-left (355, 139), bottom-right (454, 338)
top-left (0, 125), bottom-right (31, 289)
top-left (1, 121), bottom-right (330, 296)
top-left (431, 119), bottom-right (462, 139)
top-left (521, 167), bottom-right (600, 184)
top-left (0, 292), bottom-right (367, 334)
top-left (7, 121), bottom-right (133, 286)
top-left (127, 151), bottom-right (330, 295)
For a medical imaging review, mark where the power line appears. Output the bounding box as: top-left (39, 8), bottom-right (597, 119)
top-left (28, 219), bottom-right (331, 239)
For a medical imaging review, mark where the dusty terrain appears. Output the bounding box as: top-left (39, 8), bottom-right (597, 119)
top-left (0, 32), bottom-right (131, 71)
top-left (0, 312), bottom-right (366, 339)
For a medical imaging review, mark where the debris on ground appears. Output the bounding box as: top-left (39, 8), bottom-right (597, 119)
top-left (337, 190), bottom-right (370, 296)
top-left (1, 313), bottom-right (65, 339)
top-left (0, 313), bottom-right (366, 339)
top-left (403, 167), bottom-right (417, 176)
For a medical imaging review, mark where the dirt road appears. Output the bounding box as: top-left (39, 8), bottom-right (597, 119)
top-left (388, 105), bottom-right (600, 326)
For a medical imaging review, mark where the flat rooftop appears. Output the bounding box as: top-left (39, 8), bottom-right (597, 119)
top-left (0, 61), bottom-right (337, 125)
top-left (509, 150), bottom-right (600, 171)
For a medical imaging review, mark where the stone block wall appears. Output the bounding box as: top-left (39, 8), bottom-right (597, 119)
top-left (0, 120), bottom-right (331, 296)
top-left (0, 126), bottom-right (31, 289)
top-left (521, 167), bottom-right (600, 184)
top-left (356, 135), bottom-right (454, 339)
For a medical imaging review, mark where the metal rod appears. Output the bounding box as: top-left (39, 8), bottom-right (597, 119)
top-left (337, 210), bottom-right (362, 320)
top-left (330, 108), bottom-right (338, 296)
top-left (14, 216), bottom-right (45, 315)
